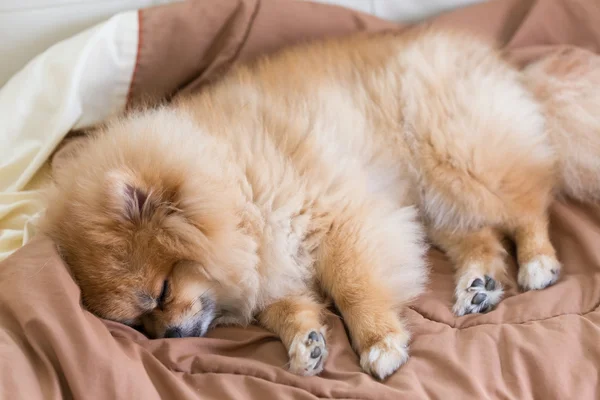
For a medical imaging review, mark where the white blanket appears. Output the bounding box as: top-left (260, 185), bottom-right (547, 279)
top-left (0, 12), bottom-right (138, 260)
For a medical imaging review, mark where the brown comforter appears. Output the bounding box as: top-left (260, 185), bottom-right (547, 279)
top-left (2, 0), bottom-right (600, 398)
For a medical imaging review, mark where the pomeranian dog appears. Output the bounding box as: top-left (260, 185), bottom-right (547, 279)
top-left (41, 27), bottom-right (600, 380)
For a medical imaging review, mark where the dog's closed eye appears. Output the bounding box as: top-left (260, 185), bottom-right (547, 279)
top-left (157, 280), bottom-right (169, 309)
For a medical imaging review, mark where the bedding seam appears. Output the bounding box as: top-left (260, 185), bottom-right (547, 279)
top-left (170, 370), bottom-right (371, 400)
top-left (218, 0), bottom-right (261, 74)
top-left (407, 300), bottom-right (600, 329)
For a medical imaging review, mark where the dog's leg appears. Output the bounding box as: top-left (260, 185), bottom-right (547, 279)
top-left (511, 214), bottom-right (561, 291)
top-left (258, 295), bottom-right (328, 376)
top-left (317, 213), bottom-right (418, 380)
top-left (429, 226), bottom-right (506, 316)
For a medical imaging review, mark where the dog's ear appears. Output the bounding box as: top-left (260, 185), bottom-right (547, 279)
top-left (106, 171), bottom-right (156, 223)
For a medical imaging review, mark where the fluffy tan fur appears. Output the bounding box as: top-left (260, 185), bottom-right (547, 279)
top-left (40, 28), bottom-right (599, 379)
top-left (524, 47), bottom-right (600, 203)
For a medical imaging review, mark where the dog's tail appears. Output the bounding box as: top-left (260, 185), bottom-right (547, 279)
top-left (524, 48), bottom-right (600, 203)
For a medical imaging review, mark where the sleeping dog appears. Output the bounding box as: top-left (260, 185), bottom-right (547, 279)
top-left (41, 28), bottom-right (600, 379)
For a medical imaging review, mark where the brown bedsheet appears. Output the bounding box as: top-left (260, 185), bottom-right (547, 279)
top-left (3, 0), bottom-right (600, 398)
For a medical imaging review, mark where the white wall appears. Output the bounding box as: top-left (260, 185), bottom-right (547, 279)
top-left (314, 0), bottom-right (485, 21)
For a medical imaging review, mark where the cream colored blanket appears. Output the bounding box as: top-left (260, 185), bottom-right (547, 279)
top-left (0, 12), bottom-right (138, 259)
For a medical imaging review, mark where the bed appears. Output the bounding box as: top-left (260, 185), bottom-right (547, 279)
top-left (1, 0), bottom-right (600, 398)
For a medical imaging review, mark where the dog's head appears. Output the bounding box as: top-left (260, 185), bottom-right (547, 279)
top-left (42, 110), bottom-right (260, 338)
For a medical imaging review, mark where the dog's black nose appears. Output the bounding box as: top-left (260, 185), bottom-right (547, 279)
top-left (164, 327), bottom-right (183, 338)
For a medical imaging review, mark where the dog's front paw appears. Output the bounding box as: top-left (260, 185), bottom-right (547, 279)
top-left (287, 328), bottom-right (328, 376)
top-left (518, 254), bottom-right (561, 291)
top-left (453, 274), bottom-right (503, 316)
top-left (360, 332), bottom-right (410, 380)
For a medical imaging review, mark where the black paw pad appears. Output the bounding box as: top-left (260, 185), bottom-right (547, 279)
top-left (470, 278), bottom-right (484, 288)
top-left (484, 275), bottom-right (496, 291)
top-left (472, 292), bottom-right (486, 305)
top-left (310, 347), bottom-right (322, 359)
top-left (308, 331), bottom-right (319, 342)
